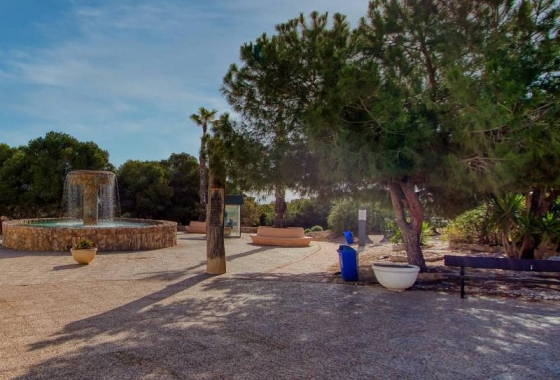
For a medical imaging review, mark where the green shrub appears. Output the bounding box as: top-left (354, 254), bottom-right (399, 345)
top-left (388, 221), bottom-right (432, 245)
top-left (73, 238), bottom-right (95, 249)
top-left (256, 203), bottom-right (274, 226)
top-left (327, 198), bottom-right (392, 234)
top-left (309, 225), bottom-right (323, 232)
top-left (534, 212), bottom-right (560, 259)
top-left (442, 205), bottom-right (497, 245)
top-left (286, 198), bottom-right (330, 229)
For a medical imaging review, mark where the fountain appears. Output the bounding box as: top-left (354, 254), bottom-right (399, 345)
top-left (2, 170), bottom-right (177, 251)
top-left (65, 170), bottom-right (118, 226)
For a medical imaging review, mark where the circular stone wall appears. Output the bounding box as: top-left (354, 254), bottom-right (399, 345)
top-left (1, 218), bottom-right (177, 252)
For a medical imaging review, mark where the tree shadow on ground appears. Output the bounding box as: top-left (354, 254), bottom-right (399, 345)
top-left (10, 275), bottom-right (560, 380)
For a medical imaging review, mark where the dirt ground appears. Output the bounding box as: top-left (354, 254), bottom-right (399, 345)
top-left (308, 231), bottom-right (560, 301)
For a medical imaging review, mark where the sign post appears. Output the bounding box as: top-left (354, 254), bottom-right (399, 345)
top-left (358, 206), bottom-right (367, 252)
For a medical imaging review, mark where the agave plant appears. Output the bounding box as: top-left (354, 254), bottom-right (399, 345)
top-left (488, 193), bottom-right (524, 258)
top-left (533, 213), bottom-right (560, 259)
top-left (73, 238), bottom-right (95, 250)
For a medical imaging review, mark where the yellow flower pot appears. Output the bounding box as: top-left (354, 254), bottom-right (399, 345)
top-left (70, 248), bottom-right (97, 264)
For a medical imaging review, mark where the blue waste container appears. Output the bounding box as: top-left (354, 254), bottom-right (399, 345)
top-left (344, 230), bottom-right (353, 244)
top-left (337, 245), bottom-right (358, 281)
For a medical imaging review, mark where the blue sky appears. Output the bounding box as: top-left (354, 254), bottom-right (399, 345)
top-left (0, 0), bottom-right (370, 167)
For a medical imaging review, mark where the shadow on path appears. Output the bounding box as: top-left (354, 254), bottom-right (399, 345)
top-left (10, 276), bottom-right (560, 380)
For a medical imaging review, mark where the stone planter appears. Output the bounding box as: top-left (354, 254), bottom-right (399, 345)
top-left (70, 248), bottom-right (97, 265)
top-left (372, 263), bottom-right (420, 292)
top-left (368, 235), bottom-right (384, 245)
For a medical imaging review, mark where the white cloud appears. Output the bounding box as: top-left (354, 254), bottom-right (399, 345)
top-left (0, 0), bottom-right (371, 165)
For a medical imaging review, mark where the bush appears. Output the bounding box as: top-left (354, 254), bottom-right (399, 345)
top-left (443, 205), bottom-right (497, 245)
top-left (327, 198), bottom-right (392, 235)
top-left (240, 197), bottom-right (260, 226)
top-left (286, 198), bottom-right (330, 229)
top-left (256, 203), bottom-right (275, 226)
top-left (73, 238), bottom-right (95, 249)
top-left (304, 226), bottom-right (324, 235)
top-left (388, 221), bottom-right (432, 245)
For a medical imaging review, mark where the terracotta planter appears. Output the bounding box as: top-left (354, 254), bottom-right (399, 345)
top-left (372, 263), bottom-right (420, 292)
top-left (70, 248), bottom-right (97, 265)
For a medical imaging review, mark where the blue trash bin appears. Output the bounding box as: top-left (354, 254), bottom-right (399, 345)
top-left (344, 230), bottom-right (353, 244)
top-left (337, 245), bottom-right (358, 281)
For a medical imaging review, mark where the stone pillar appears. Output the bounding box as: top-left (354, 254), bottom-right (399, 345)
top-left (82, 181), bottom-right (99, 226)
top-left (67, 170), bottom-right (116, 226)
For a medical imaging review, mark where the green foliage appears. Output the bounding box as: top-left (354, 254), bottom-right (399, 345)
top-left (285, 198), bottom-right (330, 229)
top-left (445, 193), bottom-right (560, 258)
top-left (219, 13), bottom-right (345, 224)
top-left (256, 203), bottom-right (275, 226)
top-left (190, 107), bottom-right (218, 221)
top-left (117, 160), bottom-right (174, 220)
top-left (220, 1), bottom-right (559, 266)
top-left (387, 221), bottom-right (401, 245)
top-left (443, 206), bottom-right (497, 245)
top-left (160, 153), bottom-right (200, 224)
top-left (388, 221), bottom-right (432, 246)
top-left (303, 224), bottom-right (324, 234)
top-left (444, 0), bottom-right (560, 195)
top-left (240, 197), bottom-right (260, 227)
top-left (488, 193), bottom-right (525, 257)
top-left (534, 212), bottom-right (560, 259)
top-left (327, 198), bottom-right (392, 235)
top-left (0, 133), bottom-right (203, 226)
top-left (0, 144), bottom-right (22, 216)
top-left (0, 132), bottom-right (112, 218)
top-left (73, 238), bottom-right (95, 250)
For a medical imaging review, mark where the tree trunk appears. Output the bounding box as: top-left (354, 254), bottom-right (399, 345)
top-left (519, 234), bottom-right (534, 259)
top-left (206, 171), bottom-right (226, 274)
top-left (273, 187), bottom-right (287, 228)
top-left (520, 187), bottom-right (559, 259)
top-left (198, 145), bottom-right (207, 221)
top-left (501, 230), bottom-right (519, 258)
top-left (388, 180), bottom-right (427, 271)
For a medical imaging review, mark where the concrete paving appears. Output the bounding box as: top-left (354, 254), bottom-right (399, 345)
top-left (0, 232), bottom-right (558, 379)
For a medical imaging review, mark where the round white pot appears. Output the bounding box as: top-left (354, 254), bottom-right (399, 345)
top-left (372, 263), bottom-right (420, 292)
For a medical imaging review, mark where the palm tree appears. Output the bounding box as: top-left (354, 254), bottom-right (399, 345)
top-left (190, 107), bottom-right (218, 221)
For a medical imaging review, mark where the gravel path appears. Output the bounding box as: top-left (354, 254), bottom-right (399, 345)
top-left (0, 233), bottom-right (558, 379)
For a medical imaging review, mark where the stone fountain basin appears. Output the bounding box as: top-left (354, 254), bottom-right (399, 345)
top-left (1, 218), bottom-right (177, 252)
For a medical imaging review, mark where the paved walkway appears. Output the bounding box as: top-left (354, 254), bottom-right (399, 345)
top-left (0, 233), bottom-right (339, 287)
top-left (0, 233), bottom-right (558, 379)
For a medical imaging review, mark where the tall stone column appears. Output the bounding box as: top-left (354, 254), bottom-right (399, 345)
top-left (67, 170), bottom-right (114, 226)
top-left (82, 183), bottom-right (99, 226)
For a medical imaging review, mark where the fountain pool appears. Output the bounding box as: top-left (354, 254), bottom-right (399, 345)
top-left (1, 170), bottom-right (177, 252)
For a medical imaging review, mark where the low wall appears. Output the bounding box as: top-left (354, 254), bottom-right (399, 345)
top-left (2, 218), bottom-right (177, 252)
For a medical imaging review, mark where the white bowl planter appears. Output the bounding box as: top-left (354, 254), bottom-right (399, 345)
top-left (372, 263), bottom-right (420, 292)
